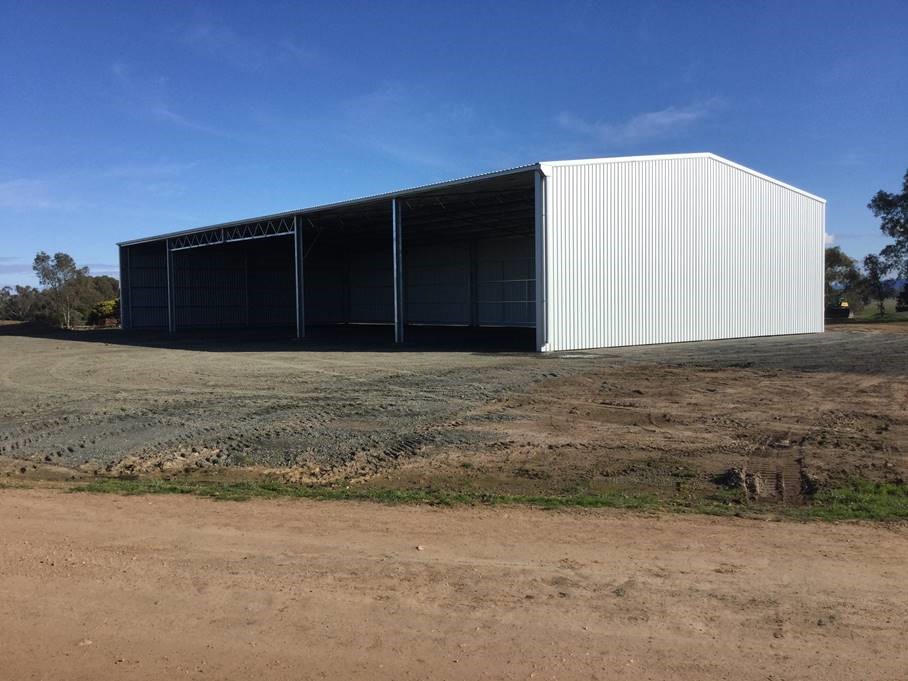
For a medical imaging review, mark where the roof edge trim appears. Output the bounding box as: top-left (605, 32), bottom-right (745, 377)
top-left (542, 152), bottom-right (826, 203)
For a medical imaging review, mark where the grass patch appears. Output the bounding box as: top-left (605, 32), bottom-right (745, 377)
top-left (68, 477), bottom-right (908, 521)
top-left (72, 477), bottom-right (664, 508)
top-left (789, 481), bottom-right (908, 521)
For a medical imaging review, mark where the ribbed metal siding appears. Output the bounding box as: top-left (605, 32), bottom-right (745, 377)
top-left (349, 248), bottom-right (394, 323)
top-left (477, 235), bottom-right (535, 327)
top-left (168, 238), bottom-right (295, 328)
top-left (173, 246), bottom-right (245, 327)
top-left (545, 156), bottom-right (824, 351)
top-left (406, 242), bottom-right (471, 324)
top-left (246, 237), bottom-right (295, 327)
top-left (118, 245), bottom-right (130, 328)
top-left (125, 241), bottom-right (168, 328)
top-left (304, 244), bottom-right (346, 324)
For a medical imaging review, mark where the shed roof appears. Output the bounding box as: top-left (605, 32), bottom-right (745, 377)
top-left (117, 153), bottom-right (824, 247)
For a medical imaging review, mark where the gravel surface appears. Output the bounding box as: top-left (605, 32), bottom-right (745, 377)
top-left (1, 324), bottom-right (906, 490)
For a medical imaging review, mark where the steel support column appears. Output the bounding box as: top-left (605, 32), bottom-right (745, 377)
top-left (165, 239), bottom-right (176, 333)
top-left (294, 215), bottom-right (305, 339)
top-left (392, 198), bottom-right (404, 343)
top-left (534, 169), bottom-right (548, 352)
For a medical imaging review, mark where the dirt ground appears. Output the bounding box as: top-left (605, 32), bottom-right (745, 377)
top-left (1, 324), bottom-right (907, 502)
top-left (1, 326), bottom-right (907, 679)
top-left (1, 487), bottom-right (905, 681)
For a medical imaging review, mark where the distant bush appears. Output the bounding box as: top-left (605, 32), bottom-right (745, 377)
top-left (897, 286), bottom-right (908, 313)
top-left (86, 298), bottom-right (120, 326)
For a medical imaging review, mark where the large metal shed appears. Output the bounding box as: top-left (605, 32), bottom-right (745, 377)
top-left (117, 153), bottom-right (825, 352)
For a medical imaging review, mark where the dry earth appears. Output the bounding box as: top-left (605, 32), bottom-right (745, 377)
top-left (1, 487), bottom-right (906, 681)
top-left (1, 326), bottom-right (907, 679)
top-left (1, 324), bottom-right (907, 502)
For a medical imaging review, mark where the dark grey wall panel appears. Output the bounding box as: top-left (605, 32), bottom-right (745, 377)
top-left (477, 235), bottom-right (535, 327)
top-left (166, 236), bottom-right (294, 329)
top-left (405, 242), bottom-right (470, 325)
top-left (173, 245), bottom-right (245, 327)
top-left (349, 248), bottom-right (393, 323)
top-left (246, 236), bottom-right (295, 327)
top-left (125, 241), bottom-right (168, 328)
top-left (304, 243), bottom-right (346, 324)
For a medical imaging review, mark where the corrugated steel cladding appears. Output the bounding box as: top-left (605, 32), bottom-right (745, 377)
top-left (541, 155), bottom-right (824, 351)
top-left (117, 153), bottom-right (825, 351)
top-left (125, 242), bottom-right (168, 328)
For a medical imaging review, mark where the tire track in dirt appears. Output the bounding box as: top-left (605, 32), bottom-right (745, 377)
top-left (2, 328), bottom-right (908, 490)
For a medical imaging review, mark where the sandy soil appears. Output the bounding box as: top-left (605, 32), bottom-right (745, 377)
top-left (0, 487), bottom-right (904, 681)
top-left (1, 325), bottom-right (907, 501)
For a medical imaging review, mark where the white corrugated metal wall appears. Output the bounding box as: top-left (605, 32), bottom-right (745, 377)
top-left (543, 155), bottom-right (825, 351)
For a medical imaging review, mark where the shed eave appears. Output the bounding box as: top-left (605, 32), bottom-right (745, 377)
top-left (117, 163), bottom-right (541, 247)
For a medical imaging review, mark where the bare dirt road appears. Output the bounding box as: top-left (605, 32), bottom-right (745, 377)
top-left (1, 488), bottom-right (905, 681)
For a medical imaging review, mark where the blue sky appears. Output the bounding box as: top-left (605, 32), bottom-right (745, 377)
top-left (1, 0), bottom-right (906, 287)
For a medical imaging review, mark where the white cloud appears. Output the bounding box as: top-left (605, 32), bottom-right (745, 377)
top-left (556, 99), bottom-right (722, 148)
top-left (825, 232), bottom-right (836, 246)
top-left (0, 260), bottom-right (33, 275)
top-left (85, 263), bottom-right (119, 275)
top-left (0, 179), bottom-right (87, 212)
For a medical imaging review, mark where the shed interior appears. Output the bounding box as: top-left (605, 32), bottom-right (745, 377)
top-left (121, 170), bottom-right (537, 347)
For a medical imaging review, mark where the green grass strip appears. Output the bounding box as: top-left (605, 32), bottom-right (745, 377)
top-left (68, 477), bottom-right (908, 521)
top-left (71, 478), bottom-right (662, 508)
top-left (787, 481), bottom-right (908, 521)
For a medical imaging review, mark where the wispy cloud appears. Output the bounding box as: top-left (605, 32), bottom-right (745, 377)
top-left (85, 263), bottom-right (119, 275)
top-left (336, 84), bottom-right (512, 171)
top-left (111, 62), bottom-right (233, 138)
top-left (180, 19), bottom-right (319, 71)
top-left (825, 233), bottom-right (836, 246)
top-left (832, 152), bottom-right (865, 168)
top-left (557, 99), bottom-right (723, 148)
top-left (0, 178), bottom-right (88, 212)
top-left (0, 259), bottom-right (116, 278)
top-left (104, 161), bottom-right (198, 179)
top-left (99, 160), bottom-right (196, 200)
top-left (0, 256), bottom-right (32, 276)
top-left (150, 106), bottom-right (227, 137)
top-left (338, 85), bottom-right (459, 170)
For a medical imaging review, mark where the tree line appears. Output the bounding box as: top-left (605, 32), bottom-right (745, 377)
top-left (826, 167), bottom-right (908, 317)
top-left (0, 252), bottom-right (119, 328)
